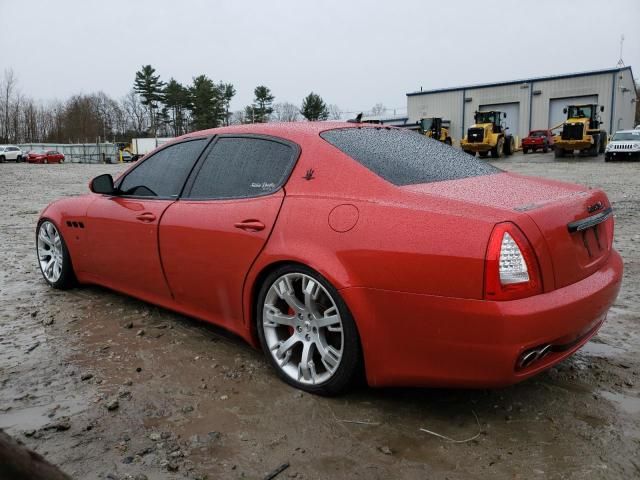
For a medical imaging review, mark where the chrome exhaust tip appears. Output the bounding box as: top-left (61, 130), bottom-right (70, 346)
top-left (517, 344), bottom-right (552, 369)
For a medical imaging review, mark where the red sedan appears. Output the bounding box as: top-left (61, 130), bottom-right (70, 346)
top-left (36, 123), bottom-right (622, 395)
top-left (28, 150), bottom-right (65, 164)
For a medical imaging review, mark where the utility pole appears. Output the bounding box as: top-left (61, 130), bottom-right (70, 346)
top-left (616, 34), bottom-right (625, 67)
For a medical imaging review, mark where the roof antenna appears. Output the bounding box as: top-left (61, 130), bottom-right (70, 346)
top-left (616, 34), bottom-right (625, 67)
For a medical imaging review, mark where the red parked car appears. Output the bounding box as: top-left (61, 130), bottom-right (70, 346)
top-left (28, 150), bottom-right (65, 164)
top-left (36, 123), bottom-right (622, 395)
top-left (522, 130), bottom-right (554, 154)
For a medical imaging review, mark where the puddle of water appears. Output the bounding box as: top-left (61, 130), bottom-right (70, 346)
top-left (0, 396), bottom-right (86, 431)
top-left (599, 390), bottom-right (640, 415)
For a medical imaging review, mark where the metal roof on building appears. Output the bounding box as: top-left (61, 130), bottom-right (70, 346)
top-left (407, 66), bottom-right (636, 97)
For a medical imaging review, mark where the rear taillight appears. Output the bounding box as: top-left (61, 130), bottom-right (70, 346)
top-left (484, 222), bottom-right (542, 301)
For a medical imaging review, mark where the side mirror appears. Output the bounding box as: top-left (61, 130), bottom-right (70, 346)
top-left (563, 107), bottom-right (568, 114)
top-left (503, 112), bottom-right (507, 118)
top-left (90, 174), bottom-right (116, 194)
top-left (600, 106), bottom-right (605, 112)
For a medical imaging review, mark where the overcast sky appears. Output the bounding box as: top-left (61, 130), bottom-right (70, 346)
top-left (1, 0), bottom-right (638, 116)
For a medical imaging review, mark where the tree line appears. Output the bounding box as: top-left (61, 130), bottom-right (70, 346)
top-left (0, 66), bottom-right (346, 144)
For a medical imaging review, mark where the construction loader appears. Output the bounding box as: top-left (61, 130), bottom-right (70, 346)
top-left (419, 117), bottom-right (452, 145)
top-left (553, 104), bottom-right (607, 158)
top-left (460, 111), bottom-right (515, 158)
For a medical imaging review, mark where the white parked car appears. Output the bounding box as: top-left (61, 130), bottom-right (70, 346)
top-left (0, 145), bottom-right (24, 162)
top-left (605, 130), bottom-right (640, 162)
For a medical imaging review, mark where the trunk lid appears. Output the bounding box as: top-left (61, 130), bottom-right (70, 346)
top-left (402, 172), bottom-right (614, 289)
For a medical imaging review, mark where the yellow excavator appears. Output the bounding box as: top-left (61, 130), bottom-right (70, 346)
top-left (419, 117), bottom-right (452, 145)
top-left (553, 104), bottom-right (607, 158)
top-left (460, 111), bottom-right (515, 158)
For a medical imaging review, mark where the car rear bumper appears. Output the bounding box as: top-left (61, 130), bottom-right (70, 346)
top-left (341, 249), bottom-right (623, 388)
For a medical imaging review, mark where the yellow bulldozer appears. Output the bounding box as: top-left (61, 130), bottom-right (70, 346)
top-left (553, 104), bottom-right (607, 158)
top-left (460, 110), bottom-right (515, 158)
top-left (418, 117), bottom-right (452, 145)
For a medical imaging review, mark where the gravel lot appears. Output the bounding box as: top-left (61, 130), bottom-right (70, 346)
top-left (1, 152), bottom-right (639, 479)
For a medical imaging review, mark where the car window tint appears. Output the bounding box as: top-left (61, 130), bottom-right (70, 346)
top-left (119, 139), bottom-right (206, 197)
top-left (321, 127), bottom-right (500, 186)
top-left (187, 137), bottom-right (295, 199)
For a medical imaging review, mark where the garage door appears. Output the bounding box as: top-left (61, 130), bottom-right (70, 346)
top-left (548, 95), bottom-right (598, 129)
top-left (479, 103), bottom-right (520, 138)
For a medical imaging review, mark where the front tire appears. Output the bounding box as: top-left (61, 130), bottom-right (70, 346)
top-left (36, 220), bottom-right (75, 289)
top-left (491, 137), bottom-right (504, 158)
top-left (256, 265), bottom-right (361, 396)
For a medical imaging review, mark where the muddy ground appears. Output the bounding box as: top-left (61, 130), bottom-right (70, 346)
top-left (0, 152), bottom-right (639, 480)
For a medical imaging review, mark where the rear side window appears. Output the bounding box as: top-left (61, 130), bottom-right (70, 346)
top-left (186, 137), bottom-right (297, 199)
top-left (321, 127), bottom-right (500, 185)
top-left (119, 139), bottom-right (206, 197)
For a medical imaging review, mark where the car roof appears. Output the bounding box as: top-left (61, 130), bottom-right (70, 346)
top-left (175, 121), bottom-right (360, 144)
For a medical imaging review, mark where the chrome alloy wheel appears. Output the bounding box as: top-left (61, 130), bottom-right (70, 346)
top-left (37, 221), bottom-right (63, 283)
top-left (263, 273), bottom-right (344, 385)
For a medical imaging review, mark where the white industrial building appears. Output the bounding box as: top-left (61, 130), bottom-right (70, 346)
top-left (406, 66), bottom-right (637, 143)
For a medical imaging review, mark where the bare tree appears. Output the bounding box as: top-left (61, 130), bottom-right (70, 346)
top-left (229, 110), bottom-right (246, 125)
top-left (327, 104), bottom-right (342, 120)
top-left (370, 103), bottom-right (386, 116)
top-left (0, 68), bottom-right (18, 142)
top-left (272, 102), bottom-right (300, 122)
top-left (122, 89), bottom-right (147, 135)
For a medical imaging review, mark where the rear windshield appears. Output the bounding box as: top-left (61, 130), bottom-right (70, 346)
top-left (530, 131), bottom-right (547, 137)
top-left (320, 127), bottom-right (500, 186)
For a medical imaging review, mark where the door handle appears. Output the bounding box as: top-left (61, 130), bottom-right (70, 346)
top-left (136, 212), bottom-right (156, 222)
top-left (234, 219), bottom-right (265, 232)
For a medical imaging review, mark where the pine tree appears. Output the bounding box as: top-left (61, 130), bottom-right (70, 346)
top-left (189, 75), bottom-right (224, 130)
top-left (221, 83), bottom-right (236, 126)
top-left (252, 85), bottom-right (275, 123)
top-left (301, 92), bottom-right (329, 121)
top-left (133, 65), bottom-right (165, 136)
top-left (164, 79), bottom-right (191, 136)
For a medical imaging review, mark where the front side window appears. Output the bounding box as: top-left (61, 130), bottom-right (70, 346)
top-left (119, 139), bottom-right (206, 197)
top-left (568, 106), bottom-right (592, 119)
top-left (186, 137), bottom-right (297, 199)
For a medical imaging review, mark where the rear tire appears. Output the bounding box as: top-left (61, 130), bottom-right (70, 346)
top-left (256, 264), bottom-right (362, 396)
top-left (588, 136), bottom-right (600, 157)
top-left (444, 137), bottom-right (452, 146)
top-left (523, 148), bottom-right (529, 154)
top-left (0, 156), bottom-right (5, 163)
top-left (542, 144), bottom-right (548, 153)
top-left (598, 132), bottom-right (607, 154)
